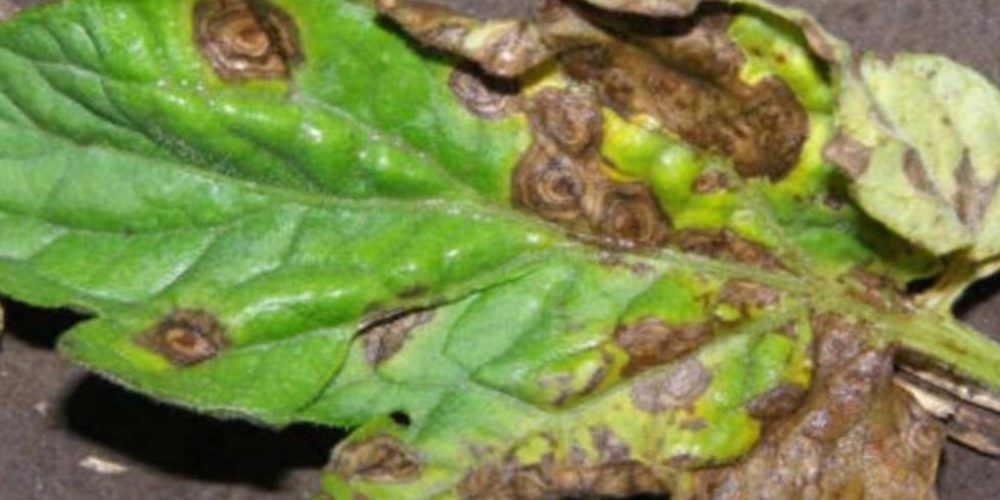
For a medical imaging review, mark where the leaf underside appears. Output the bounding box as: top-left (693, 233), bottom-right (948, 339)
top-left (1, 0), bottom-right (1000, 499)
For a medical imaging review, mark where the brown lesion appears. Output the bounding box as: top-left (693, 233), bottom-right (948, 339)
top-left (448, 63), bottom-right (522, 119)
top-left (194, 0), bottom-right (302, 81)
top-left (824, 130), bottom-right (873, 179)
top-left (459, 450), bottom-right (664, 499)
top-left (512, 87), bottom-right (672, 249)
top-left (560, 4), bottom-right (808, 180)
top-left (953, 150), bottom-right (1000, 230)
top-left (137, 310), bottom-right (227, 366)
top-left (746, 383), bottom-right (807, 421)
top-left (692, 169), bottom-right (729, 194)
top-left (717, 278), bottom-right (782, 314)
top-left (581, 0), bottom-right (704, 18)
top-left (689, 314), bottom-right (945, 500)
top-left (629, 358), bottom-right (713, 414)
top-left (615, 318), bottom-right (712, 376)
top-left (329, 435), bottom-right (422, 484)
top-left (376, 0), bottom-right (551, 77)
top-left (359, 308), bottom-right (434, 366)
top-left (842, 266), bottom-right (908, 313)
top-left (674, 229), bottom-right (785, 270)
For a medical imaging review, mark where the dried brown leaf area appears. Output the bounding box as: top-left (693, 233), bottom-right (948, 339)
top-left (688, 314), bottom-right (945, 500)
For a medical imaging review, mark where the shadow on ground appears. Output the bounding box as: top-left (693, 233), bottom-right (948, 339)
top-left (62, 375), bottom-right (344, 490)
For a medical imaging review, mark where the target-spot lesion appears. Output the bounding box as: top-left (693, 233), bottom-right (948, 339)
top-left (194, 0), bottom-right (303, 81)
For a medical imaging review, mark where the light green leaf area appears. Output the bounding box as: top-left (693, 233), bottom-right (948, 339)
top-left (833, 53), bottom-right (1000, 262)
top-left (1, 0), bottom-right (1000, 499)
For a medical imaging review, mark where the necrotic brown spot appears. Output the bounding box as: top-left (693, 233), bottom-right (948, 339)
top-left (630, 358), bottom-right (711, 413)
top-left (459, 461), bottom-right (663, 500)
top-left (330, 435), bottom-right (421, 483)
top-left (512, 87), bottom-right (672, 249)
top-left (194, 0), bottom-right (302, 80)
top-left (674, 229), bottom-right (783, 270)
top-left (448, 63), bottom-right (521, 119)
top-left (717, 279), bottom-right (781, 313)
top-left (692, 169), bottom-right (729, 194)
top-left (590, 183), bottom-right (672, 248)
top-left (361, 309), bottom-right (434, 366)
top-left (559, 5), bottom-right (809, 180)
top-left (747, 383), bottom-right (807, 421)
top-left (824, 131), bottom-right (873, 178)
top-left (513, 144), bottom-right (593, 225)
top-left (532, 88), bottom-right (604, 156)
top-left (953, 150), bottom-right (1000, 229)
top-left (139, 310), bottom-right (226, 366)
top-left (615, 318), bottom-right (712, 375)
top-left (902, 148), bottom-right (937, 195)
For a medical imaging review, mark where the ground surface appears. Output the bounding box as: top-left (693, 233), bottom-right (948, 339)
top-left (1, 0), bottom-right (1000, 499)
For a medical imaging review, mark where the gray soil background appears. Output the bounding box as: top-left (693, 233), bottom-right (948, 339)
top-left (1, 0), bottom-right (1000, 499)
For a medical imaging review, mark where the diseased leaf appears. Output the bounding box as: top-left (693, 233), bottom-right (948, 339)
top-left (828, 53), bottom-right (1000, 262)
top-left (2, 0), bottom-right (1000, 499)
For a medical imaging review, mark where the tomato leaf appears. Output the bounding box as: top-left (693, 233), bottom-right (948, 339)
top-left (2, 0), bottom-right (1000, 498)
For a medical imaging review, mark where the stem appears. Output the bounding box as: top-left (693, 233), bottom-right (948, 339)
top-left (915, 254), bottom-right (1000, 313)
top-left (915, 256), bottom-right (976, 312)
top-left (885, 310), bottom-right (1000, 393)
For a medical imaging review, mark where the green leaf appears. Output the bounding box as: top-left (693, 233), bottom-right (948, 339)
top-left (1, 0), bottom-right (1000, 498)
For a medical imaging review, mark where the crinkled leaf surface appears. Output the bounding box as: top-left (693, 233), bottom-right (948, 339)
top-left (2, 0), bottom-right (1000, 499)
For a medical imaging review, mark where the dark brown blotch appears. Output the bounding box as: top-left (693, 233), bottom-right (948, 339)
top-left (361, 309), bottom-right (434, 366)
top-left (809, 313), bottom-right (869, 377)
top-left (377, 0), bottom-right (550, 77)
top-left (718, 279), bottom-right (781, 314)
top-left (139, 310), bottom-right (226, 366)
top-left (560, 7), bottom-right (809, 180)
top-left (747, 383), bottom-right (808, 421)
top-left (330, 435), bottom-right (421, 483)
top-left (953, 150), bottom-right (1000, 229)
top-left (630, 358), bottom-right (712, 414)
top-left (531, 88), bottom-right (604, 156)
top-left (615, 318), bottom-right (712, 376)
top-left (902, 148), bottom-right (937, 195)
top-left (824, 131), bottom-right (873, 179)
top-left (692, 169), bottom-right (729, 194)
top-left (675, 229), bottom-right (783, 270)
top-left (459, 461), bottom-right (663, 500)
top-left (512, 87), bottom-right (673, 250)
top-left (844, 267), bottom-right (906, 313)
top-left (448, 63), bottom-right (521, 119)
top-left (513, 143), bottom-right (594, 225)
top-left (590, 426), bottom-right (631, 463)
top-left (590, 183), bottom-right (672, 248)
top-left (194, 0), bottom-right (302, 81)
